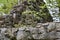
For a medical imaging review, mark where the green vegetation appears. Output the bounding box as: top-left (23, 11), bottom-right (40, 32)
top-left (0, 0), bottom-right (54, 27)
top-left (0, 0), bottom-right (18, 14)
top-left (13, 0), bottom-right (53, 27)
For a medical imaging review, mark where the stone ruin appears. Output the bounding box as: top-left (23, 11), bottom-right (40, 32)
top-left (0, 0), bottom-right (60, 40)
top-left (0, 0), bottom-right (53, 28)
top-left (0, 22), bottom-right (60, 40)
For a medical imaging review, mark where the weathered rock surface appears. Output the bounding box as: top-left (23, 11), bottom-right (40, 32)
top-left (0, 22), bottom-right (60, 40)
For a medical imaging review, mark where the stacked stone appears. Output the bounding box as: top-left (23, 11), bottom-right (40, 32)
top-left (56, 23), bottom-right (60, 40)
top-left (0, 22), bottom-right (60, 40)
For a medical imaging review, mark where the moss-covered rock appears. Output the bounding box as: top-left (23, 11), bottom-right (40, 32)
top-left (0, 0), bottom-right (53, 27)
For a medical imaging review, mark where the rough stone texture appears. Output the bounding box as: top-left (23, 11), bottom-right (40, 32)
top-left (0, 22), bottom-right (60, 40)
top-left (0, 0), bottom-right (53, 28)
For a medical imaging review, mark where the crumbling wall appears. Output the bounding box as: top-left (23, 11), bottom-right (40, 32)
top-left (0, 22), bottom-right (60, 40)
top-left (0, 0), bottom-right (53, 28)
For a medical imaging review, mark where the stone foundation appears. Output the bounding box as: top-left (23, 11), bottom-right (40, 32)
top-left (0, 22), bottom-right (60, 40)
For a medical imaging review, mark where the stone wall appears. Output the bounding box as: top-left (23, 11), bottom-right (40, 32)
top-left (0, 22), bottom-right (60, 40)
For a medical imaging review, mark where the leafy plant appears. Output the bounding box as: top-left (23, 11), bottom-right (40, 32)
top-left (0, 0), bottom-right (18, 14)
